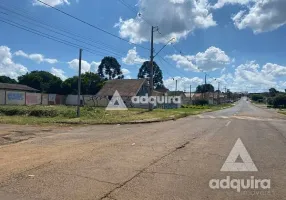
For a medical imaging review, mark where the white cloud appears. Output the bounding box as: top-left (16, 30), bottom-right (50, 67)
top-left (14, 50), bottom-right (58, 64)
top-left (261, 63), bottom-right (286, 77)
top-left (122, 68), bottom-right (132, 79)
top-left (122, 47), bottom-right (147, 65)
top-left (68, 59), bottom-right (101, 73)
top-left (0, 46), bottom-right (28, 79)
top-left (68, 59), bottom-right (91, 73)
top-left (91, 61), bottom-right (101, 72)
top-left (211, 0), bottom-right (253, 9)
top-left (51, 67), bottom-right (67, 80)
top-left (169, 61), bottom-right (286, 93)
top-left (167, 46), bottom-right (231, 72)
top-left (115, 0), bottom-right (216, 44)
top-left (164, 76), bottom-right (203, 91)
top-left (213, 61), bottom-right (285, 92)
top-left (33, 0), bottom-right (70, 7)
top-left (232, 0), bottom-right (286, 33)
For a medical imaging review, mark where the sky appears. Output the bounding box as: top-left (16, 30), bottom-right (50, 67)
top-left (0, 0), bottom-right (286, 93)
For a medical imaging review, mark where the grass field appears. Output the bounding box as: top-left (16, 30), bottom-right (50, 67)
top-left (0, 104), bottom-right (233, 125)
top-left (278, 110), bottom-right (286, 115)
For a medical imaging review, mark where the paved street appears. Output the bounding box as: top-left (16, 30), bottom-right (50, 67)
top-left (0, 98), bottom-right (286, 200)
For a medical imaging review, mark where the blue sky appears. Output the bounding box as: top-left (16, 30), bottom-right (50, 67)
top-left (0, 0), bottom-right (286, 92)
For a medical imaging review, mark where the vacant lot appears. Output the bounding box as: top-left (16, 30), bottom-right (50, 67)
top-left (0, 104), bottom-right (232, 125)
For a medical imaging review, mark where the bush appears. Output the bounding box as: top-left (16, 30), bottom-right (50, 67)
top-left (273, 94), bottom-right (286, 108)
top-left (0, 106), bottom-right (60, 117)
top-left (267, 97), bottom-right (274, 105)
top-left (192, 99), bottom-right (209, 106)
top-left (251, 94), bottom-right (264, 102)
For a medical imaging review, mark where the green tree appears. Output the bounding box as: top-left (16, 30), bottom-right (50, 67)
top-left (138, 61), bottom-right (164, 89)
top-left (196, 84), bottom-right (214, 93)
top-left (18, 71), bottom-right (62, 94)
top-left (98, 57), bottom-right (124, 80)
top-left (0, 76), bottom-right (17, 84)
top-left (61, 72), bottom-right (104, 95)
top-left (269, 88), bottom-right (279, 97)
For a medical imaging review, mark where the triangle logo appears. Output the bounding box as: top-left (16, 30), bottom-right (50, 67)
top-left (106, 90), bottom-right (128, 111)
top-left (221, 138), bottom-right (258, 172)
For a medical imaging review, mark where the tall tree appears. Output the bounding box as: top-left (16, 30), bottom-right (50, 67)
top-left (138, 61), bottom-right (164, 89)
top-left (0, 76), bottom-right (17, 84)
top-left (196, 84), bottom-right (214, 93)
top-left (98, 57), bottom-right (124, 80)
top-left (269, 88), bottom-right (279, 97)
top-left (18, 71), bottom-right (62, 94)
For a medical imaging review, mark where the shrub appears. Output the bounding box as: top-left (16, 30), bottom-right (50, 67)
top-left (251, 94), bottom-right (264, 102)
top-left (273, 94), bottom-right (286, 108)
top-left (267, 97), bottom-right (274, 105)
top-left (192, 99), bottom-right (209, 106)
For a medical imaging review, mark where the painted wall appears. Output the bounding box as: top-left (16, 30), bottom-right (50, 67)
top-left (26, 93), bottom-right (42, 105)
top-left (0, 90), bottom-right (5, 105)
top-left (6, 91), bottom-right (25, 105)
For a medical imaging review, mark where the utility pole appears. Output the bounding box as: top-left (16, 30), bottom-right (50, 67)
top-left (224, 86), bottom-right (227, 104)
top-left (149, 26), bottom-right (155, 111)
top-left (175, 80), bottom-right (178, 95)
top-left (77, 49), bottom-right (82, 117)
top-left (190, 85), bottom-right (192, 101)
top-left (203, 72), bottom-right (207, 99)
top-left (218, 82), bottom-right (221, 105)
top-left (205, 73), bottom-right (207, 85)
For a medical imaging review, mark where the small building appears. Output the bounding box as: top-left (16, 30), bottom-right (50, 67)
top-left (0, 83), bottom-right (39, 92)
top-left (0, 83), bottom-right (39, 105)
top-left (95, 79), bottom-right (149, 108)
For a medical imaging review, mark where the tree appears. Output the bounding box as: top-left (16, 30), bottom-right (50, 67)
top-left (18, 71), bottom-right (62, 94)
top-left (98, 57), bottom-right (124, 80)
top-left (0, 76), bottom-right (17, 84)
top-left (196, 84), bottom-right (214, 93)
top-left (138, 61), bottom-right (164, 89)
top-left (269, 88), bottom-right (279, 97)
top-left (61, 72), bottom-right (104, 95)
top-left (251, 94), bottom-right (264, 102)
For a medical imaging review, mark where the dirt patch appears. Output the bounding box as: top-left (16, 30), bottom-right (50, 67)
top-left (0, 130), bottom-right (36, 145)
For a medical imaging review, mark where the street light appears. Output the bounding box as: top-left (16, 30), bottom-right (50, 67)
top-left (153, 37), bottom-right (176, 58)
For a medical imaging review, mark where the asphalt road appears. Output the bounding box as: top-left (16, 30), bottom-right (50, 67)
top-left (0, 98), bottom-right (286, 200)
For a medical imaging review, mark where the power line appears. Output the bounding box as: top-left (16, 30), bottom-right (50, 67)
top-left (0, 17), bottom-right (122, 58)
top-left (156, 56), bottom-right (173, 78)
top-left (0, 3), bottom-right (126, 57)
top-left (157, 55), bottom-right (188, 78)
top-left (35, 0), bottom-right (150, 51)
top-left (116, 0), bottom-right (153, 26)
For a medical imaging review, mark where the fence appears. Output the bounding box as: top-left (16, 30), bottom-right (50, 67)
top-left (0, 91), bottom-right (182, 109)
top-left (0, 90), bottom-right (65, 106)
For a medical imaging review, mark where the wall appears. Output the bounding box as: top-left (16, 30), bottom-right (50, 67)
top-left (42, 94), bottom-right (48, 105)
top-left (66, 95), bottom-right (83, 106)
top-left (84, 96), bottom-right (109, 107)
top-left (0, 90), bottom-right (5, 105)
top-left (6, 91), bottom-right (25, 105)
top-left (26, 93), bottom-right (42, 105)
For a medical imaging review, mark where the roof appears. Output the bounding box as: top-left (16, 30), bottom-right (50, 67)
top-left (167, 91), bottom-right (186, 97)
top-left (0, 83), bottom-right (39, 92)
top-left (96, 79), bottom-right (147, 97)
top-left (152, 90), bottom-right (164, 96)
